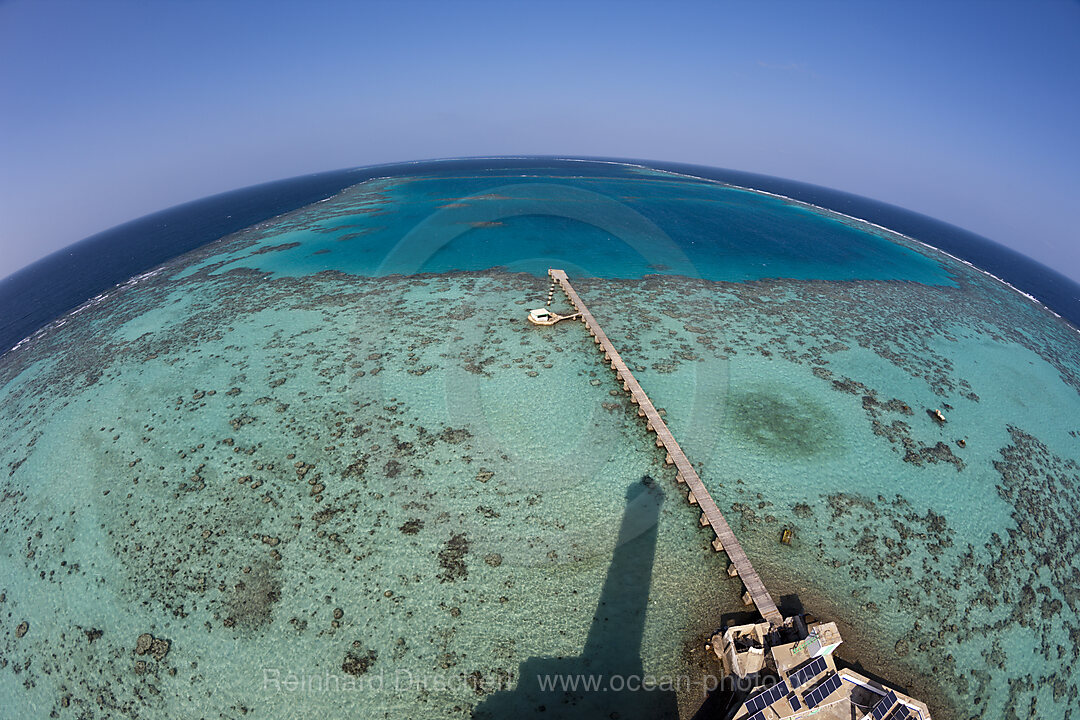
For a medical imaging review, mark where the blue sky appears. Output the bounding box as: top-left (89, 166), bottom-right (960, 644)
top-left (1, 0), bottom-right (1078, 280)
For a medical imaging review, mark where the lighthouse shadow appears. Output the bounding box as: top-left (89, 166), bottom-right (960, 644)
top-left (472, 477), bottom-right (679, 720)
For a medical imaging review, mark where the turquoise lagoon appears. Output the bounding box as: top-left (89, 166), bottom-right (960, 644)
top-left (1, 164), bottom-right (1079, 719)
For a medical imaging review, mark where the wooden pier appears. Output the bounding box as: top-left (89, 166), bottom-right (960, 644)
top-left (548, 269), bottom-right (783, 626)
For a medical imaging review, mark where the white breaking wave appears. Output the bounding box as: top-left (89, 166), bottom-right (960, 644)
top-left (585, 161), bottom-right (1073, 328)
top-left (6, 267), bottom-right (169, 355)
top-left (6, 159), bottom-right (1075, 357)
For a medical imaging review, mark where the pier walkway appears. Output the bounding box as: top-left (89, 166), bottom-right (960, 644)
top-left (548, 269), bottom-right (783, 626)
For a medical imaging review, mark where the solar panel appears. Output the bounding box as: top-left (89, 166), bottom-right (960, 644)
top-left (787, 655), bottom-right (828, 689)
top-left (883, 704), bottom-right (912, 720)
top-left (763, 680), bottom-right (790, 707)
top-left (745, 692), bottom-right (765, 713)
top-left (788, 694), bottom-right (802, 712)
top-left (871, 691), bottom-right (898, 720)
top-left (804, 673), bottom-right (843, 709)
top-left (746, 712), bottom-right (764, 720)
top-left (744, 680), bottom-right (790, 713)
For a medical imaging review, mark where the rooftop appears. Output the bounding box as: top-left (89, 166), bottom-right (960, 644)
top-left (717, 619), bottom-right (932, 720)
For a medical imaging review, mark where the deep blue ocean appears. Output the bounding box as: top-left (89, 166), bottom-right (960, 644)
top-left (2, 157), bottom-right (1080, 720)
top-left (1, 157), bottom-right (1077, 355)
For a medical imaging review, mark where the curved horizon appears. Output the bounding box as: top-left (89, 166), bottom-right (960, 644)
top-left (2, 157), bottom-right (1078, 720)
top-left (2, 156), bottom-right (1077, 359)
top-left (2, 1), bottom-right (1077, 289)
top-left (2, 154), bottom-right (1074, 285)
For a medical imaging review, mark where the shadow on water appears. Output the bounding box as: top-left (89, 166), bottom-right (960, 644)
top-left (777, 593), bottom-right (805, 618)
top-left (472, 477), bottom-right (679, 719)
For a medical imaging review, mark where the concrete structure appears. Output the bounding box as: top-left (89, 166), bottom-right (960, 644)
top-left (716, 620), bottom-right (932, 720)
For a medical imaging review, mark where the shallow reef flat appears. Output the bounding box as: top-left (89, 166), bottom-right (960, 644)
top-left (1, 172), bottom-right (1079, 720)
top-left (0, 264), bottom-right (731, 719)
top-left (564, 269), bottom-right (1080, 719)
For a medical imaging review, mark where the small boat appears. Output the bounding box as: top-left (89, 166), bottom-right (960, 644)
top-left (527, 308), bottom-right (581, 326)
top-left (780, 528), bottom-right (793, 545)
